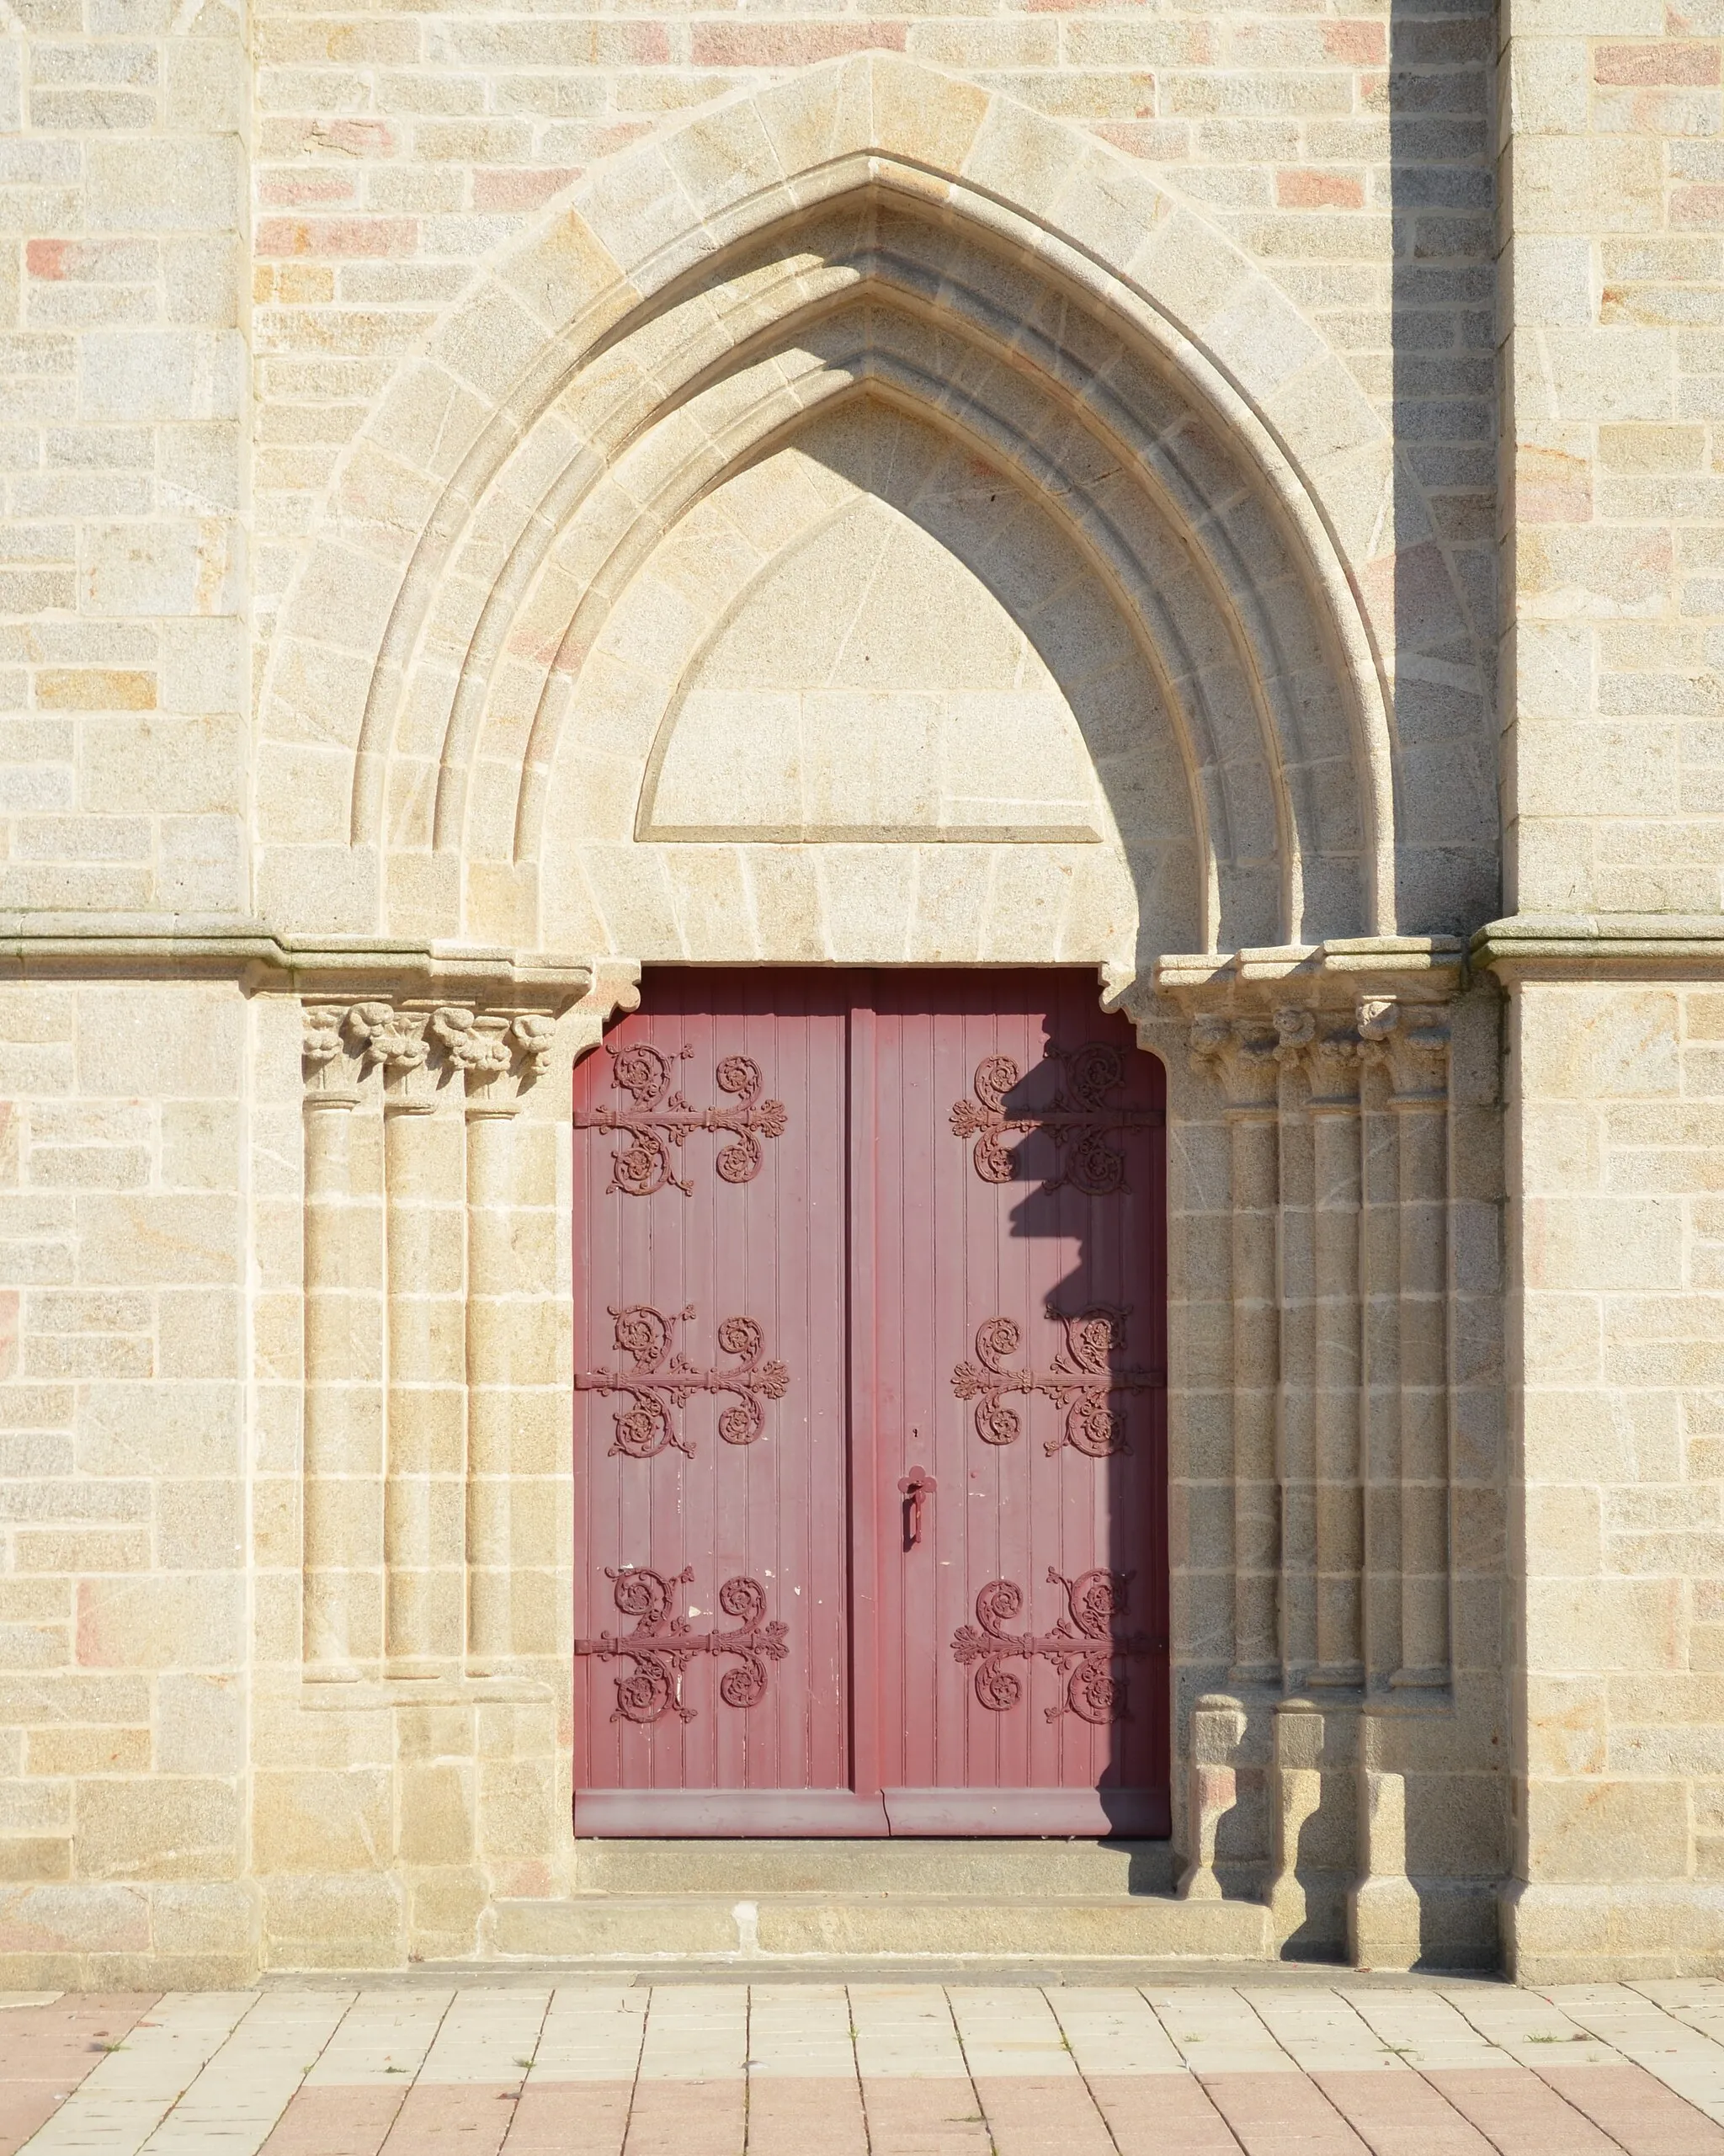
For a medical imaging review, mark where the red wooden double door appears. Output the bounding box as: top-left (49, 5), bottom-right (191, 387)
top-left (572, 970), bottom-right (1168, 1837)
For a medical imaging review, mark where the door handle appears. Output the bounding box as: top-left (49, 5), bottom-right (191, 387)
top-left (898, 1461), bottom-right (936, 1551)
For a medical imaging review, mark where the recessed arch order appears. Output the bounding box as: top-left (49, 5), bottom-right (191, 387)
top-left (257, 53), bottom-right (1407, 969)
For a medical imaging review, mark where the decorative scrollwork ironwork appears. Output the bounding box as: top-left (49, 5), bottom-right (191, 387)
top-left (951, 1568), bottom-right (1162, 1724)
top-left (574, 1304), bottom-right (788, 1459)
top-left (576, 1041), bottom-right (788, 1196)
top-left (950, 1307), bottom-right (1161, 1456)
top-left (575, 1565), bottom-right (789, 1725)
top-left (950, 1041), bottom-right (1163, 1196)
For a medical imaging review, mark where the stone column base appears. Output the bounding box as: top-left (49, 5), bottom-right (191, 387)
top-left (1348, 1870), bottom-right (1423, 1972)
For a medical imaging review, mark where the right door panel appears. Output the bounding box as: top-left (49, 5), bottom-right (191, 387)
top-left (858, 972), bottom-right (1170, 1835)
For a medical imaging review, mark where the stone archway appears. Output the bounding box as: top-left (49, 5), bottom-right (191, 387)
top-left (265, 57), bottom-right (1502, 1973)
top-left (255, 55), bottom-right (1428, 975)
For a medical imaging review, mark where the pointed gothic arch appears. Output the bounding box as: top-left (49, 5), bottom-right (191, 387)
top-left (257, 53), bottom-right (1438, 969)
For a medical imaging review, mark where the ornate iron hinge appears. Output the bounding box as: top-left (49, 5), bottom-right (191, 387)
top-left (950, 1307), bottom-right (1161, 1456)
top-left (576, 1041), bottom-right (787, 1195)
top-left (575, 1304), bottom-right (788, 1458)
top-left (575, 1566), bottom-right (788, 1725)
top-left (950, 1041), bottom-right (1163, 1196)
top-left (952, 1568), bottom-right (1163, 1724)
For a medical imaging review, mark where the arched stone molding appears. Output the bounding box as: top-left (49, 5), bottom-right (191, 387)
top-left (255, 54), bottom-right (1463, 967)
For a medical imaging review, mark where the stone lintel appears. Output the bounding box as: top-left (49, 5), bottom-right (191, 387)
top-left (1152, 939), bottom-right (1465, 1019)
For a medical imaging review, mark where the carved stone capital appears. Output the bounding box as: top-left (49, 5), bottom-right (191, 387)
top-left (1355, 995), bottom-right (1450, 1103)
top-left (1306, 1025), bottom-right (1362, 1108)
top-left (1273, 1005), bottom-right (1317, 1062)
top-left (348, 1002), bottom-right (434, 1110)
top-left (301, 992), bottom-right (583, 1115)
top-left (1189, 1015), bottom-right (1280, 1111)
top-left (301, 1003), bottom-right (361, 1105)
top-left (1187, 1013), bottom-right (1232, 1072)
top-left (1387, 1017), bottom-right (1450, 1104)
top-left (1269, 1005), bottom-right (1365, 1107)
top-left (510, 1012), bottom-right (558, 1076)
top-left (430, 1005), bottom-right (518, 1113)
top-left (349, 1001), bottom-right (428, 1072)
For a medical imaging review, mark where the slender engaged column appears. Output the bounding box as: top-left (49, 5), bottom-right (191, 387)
top-left (1274, 1007), bottom-right (1317, 1688)
top-left (1355, 1023), bottom-right (1402, 1685)
top-left (1387, 1007), bottom-right (1452, 1690)
top-left (1192, 1017), bottom-right (1281, 1685)
top-left (301, 1006), bottom-right (380, 1679)
top-left (1308, 1027), bottom-right (1363, 1690)
top-left (431, 1006), bottom-right (543, 1677)
top-left (465, 1100), bottom-right (518, 1674)
top-left (352, 1004), bottom-right (467, 1679)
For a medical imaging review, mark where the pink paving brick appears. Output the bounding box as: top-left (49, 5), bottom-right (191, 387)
top-left (1423, 2067), bottom-right (1624, 2154)
top-left (0, 1993), bottom-right (159, 2081)
top-left (744, 2076), bottom-right (869, 2156)
top-left (380, 2084), bottom-right (520, 2154)
top-left (1, 2087), bottom-right (80, 2156)
top-left (621, 2078), bottom-right (747, 2155)
top-left (1313, 2071), bottom-right (1501, 2155)
top-left (859, 2078), bottom-right (995, 2154)
top-left (972, 2075), bottom-right (1118, 2156)
top-left (256, 2085), bottom-right (410, 2156)
top-left (503, 2081), bottom-right (631, 2153)
top-left (1087, 2073), bottom-right (1266, 2154)
top-left (0, 1994), bottom-right (161, 2156)
top-left (1531, 2063), bottom-right (1724, 2155)
top-left (1200, 2071), bottom-right (1371, 2153)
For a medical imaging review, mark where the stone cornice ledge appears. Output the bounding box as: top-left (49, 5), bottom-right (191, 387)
top-left (0, 914), bottom-right (641, 1013)
top-left (1473, 913), bottom-right (1724, 979)
top-left (1143, 938), bottom-right (1465, 1019)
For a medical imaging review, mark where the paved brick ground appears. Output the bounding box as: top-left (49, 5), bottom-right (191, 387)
top-left (6, 1977), bottom-right (1724, 2155)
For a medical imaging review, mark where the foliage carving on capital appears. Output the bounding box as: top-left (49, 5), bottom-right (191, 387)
top-left (430, 1006), bottom-right (521, 1115)
top-left (433, 1003), bottom-right (568, 1108)
top-left (431, 1005), bottom-right (513, 1078)
top-left (301, 1003), bottom-right (364, 1102)
top-left (301, 997), bottom-right (567, 1109)
top-left (1389, 1019), bottom-right (1450, 1103)
top-left (1273, 1006), bottom-right (1317, 1062)
top-left (1355, 995), bottom-right (1450, 1102)
top-left (510, 1012), bottom-right (559, 1076)
top-left (301, 1003), bottom-right (346, 1073)
top-left (1306, 1023), bottom-right (1362, 1105)
top-left (347, 1003), bottom-right (432, 1110)
top-left (1188, 1014), bottom-right (1280, 1110)
top-left (1187, 1014), bottom-right (1232, 1071)
top-left (349, 1002), bottom-right (430, 1076)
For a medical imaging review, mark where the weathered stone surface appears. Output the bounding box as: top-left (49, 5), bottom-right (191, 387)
top-left (0, 0), bottom-right (1718, 1987)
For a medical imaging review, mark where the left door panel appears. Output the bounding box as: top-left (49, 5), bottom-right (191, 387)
top-left (572, 971), bottom-right (876, 1833)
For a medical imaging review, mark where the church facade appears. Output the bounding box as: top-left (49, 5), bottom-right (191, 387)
top-left (3, 0), bottom-right (1721, 1983)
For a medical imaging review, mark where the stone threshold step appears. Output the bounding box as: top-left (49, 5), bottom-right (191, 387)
top-left (493, 1892), bottom-right (1274, 1961)
top-left (265, 1960), bottom-right (1506, 1990)
top-left (571, 1839), bottom-right (1180, 1898)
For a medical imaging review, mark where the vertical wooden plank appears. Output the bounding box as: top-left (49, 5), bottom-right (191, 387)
top-left (848, 990), bottom-right (883, 1808)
